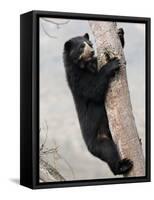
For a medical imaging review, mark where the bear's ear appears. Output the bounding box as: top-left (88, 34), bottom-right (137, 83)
top-left (84, 33), bottom-right (89, 40)
top-left (64, 40), bottom-right (72, 51)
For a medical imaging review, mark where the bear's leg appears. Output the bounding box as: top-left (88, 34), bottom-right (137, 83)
top-left (118, 28), bottom-right (125, 48)
top-left (84, 104), bottom-right (133, 175)
top-left (88, 136), bottom-right (133, 175)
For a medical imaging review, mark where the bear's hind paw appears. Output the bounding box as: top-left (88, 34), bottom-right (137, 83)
top-left (118, 158), bottom-right (133, 174)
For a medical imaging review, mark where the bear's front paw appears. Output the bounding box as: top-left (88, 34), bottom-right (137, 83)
top-left (110, 57), bottom-right (121, 70)
top-left (118, 158), bottom-right (133, 174)
top-left (108, 57), bottom-right (121, 77)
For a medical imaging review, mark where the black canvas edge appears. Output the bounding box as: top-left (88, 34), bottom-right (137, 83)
top-left (20, 10), bottom-right (151, 189)
top-left (20, 12), bottom-right (33, 188)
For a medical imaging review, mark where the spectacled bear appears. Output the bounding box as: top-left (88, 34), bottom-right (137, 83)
top-left (63, 29), bottom-right (133, 175)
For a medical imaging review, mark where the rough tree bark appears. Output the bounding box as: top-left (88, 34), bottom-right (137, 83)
top-left (89, 21), bottom-right (145, 176)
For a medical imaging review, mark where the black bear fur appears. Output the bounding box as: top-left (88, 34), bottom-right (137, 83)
top-left (63, 30), bottom-right (133, 175)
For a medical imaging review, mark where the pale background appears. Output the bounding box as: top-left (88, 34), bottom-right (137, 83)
top-left (40, 19), bottom-right (145, 180)
top-left (0, 0), bottom-right (153, 199)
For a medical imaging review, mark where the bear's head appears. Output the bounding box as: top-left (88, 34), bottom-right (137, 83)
top-left (64, 33), bottom-right (95, 66)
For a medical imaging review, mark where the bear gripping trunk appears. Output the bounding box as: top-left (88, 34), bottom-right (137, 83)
top-left (89, 21), bottom-right (145, 177)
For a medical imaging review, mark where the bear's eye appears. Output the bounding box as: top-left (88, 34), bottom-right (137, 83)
top-left (80, 43), bottom-right (85, 50)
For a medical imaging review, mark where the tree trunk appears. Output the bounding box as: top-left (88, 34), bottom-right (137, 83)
top-left (89, 21), bottom-right (145, 176)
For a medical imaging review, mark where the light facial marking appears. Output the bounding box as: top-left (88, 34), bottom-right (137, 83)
top-left (79, 41), bottom-right (94, 61)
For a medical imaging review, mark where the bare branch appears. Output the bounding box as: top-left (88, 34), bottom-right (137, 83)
top-left (42, 18), bottom-right (70, 28)
top-left (41, 23), bottom-right (57, 39)
top-left (40, 146), bottom-right (59, 155)
top-left (40, 120), bottom-right (49, 151)
top-left (40, 121), bottom-right (76, 181)
top-left (40, 18), bottom-right (70, 38)
top-left (40, 158), bottom-right (65, 181)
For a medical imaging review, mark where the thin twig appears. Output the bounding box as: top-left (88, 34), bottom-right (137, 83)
top-left (40, 146), bottom-right (59, 155)
top-left (40, 158), bottom-right (65, 181)
top-left (40, 120), bottom-right (49, 151)
top-left (42, 18), bottom-right (70, 27)
top-left (41, 23), bottom-right (57, 39)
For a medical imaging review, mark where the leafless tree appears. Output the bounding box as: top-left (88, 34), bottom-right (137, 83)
top-left (89, 21), bottom-right (145, 176)
top-left (39, 121), bottom-right (65, 182)
top-left (39, 121), bottom-right (75, 182)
